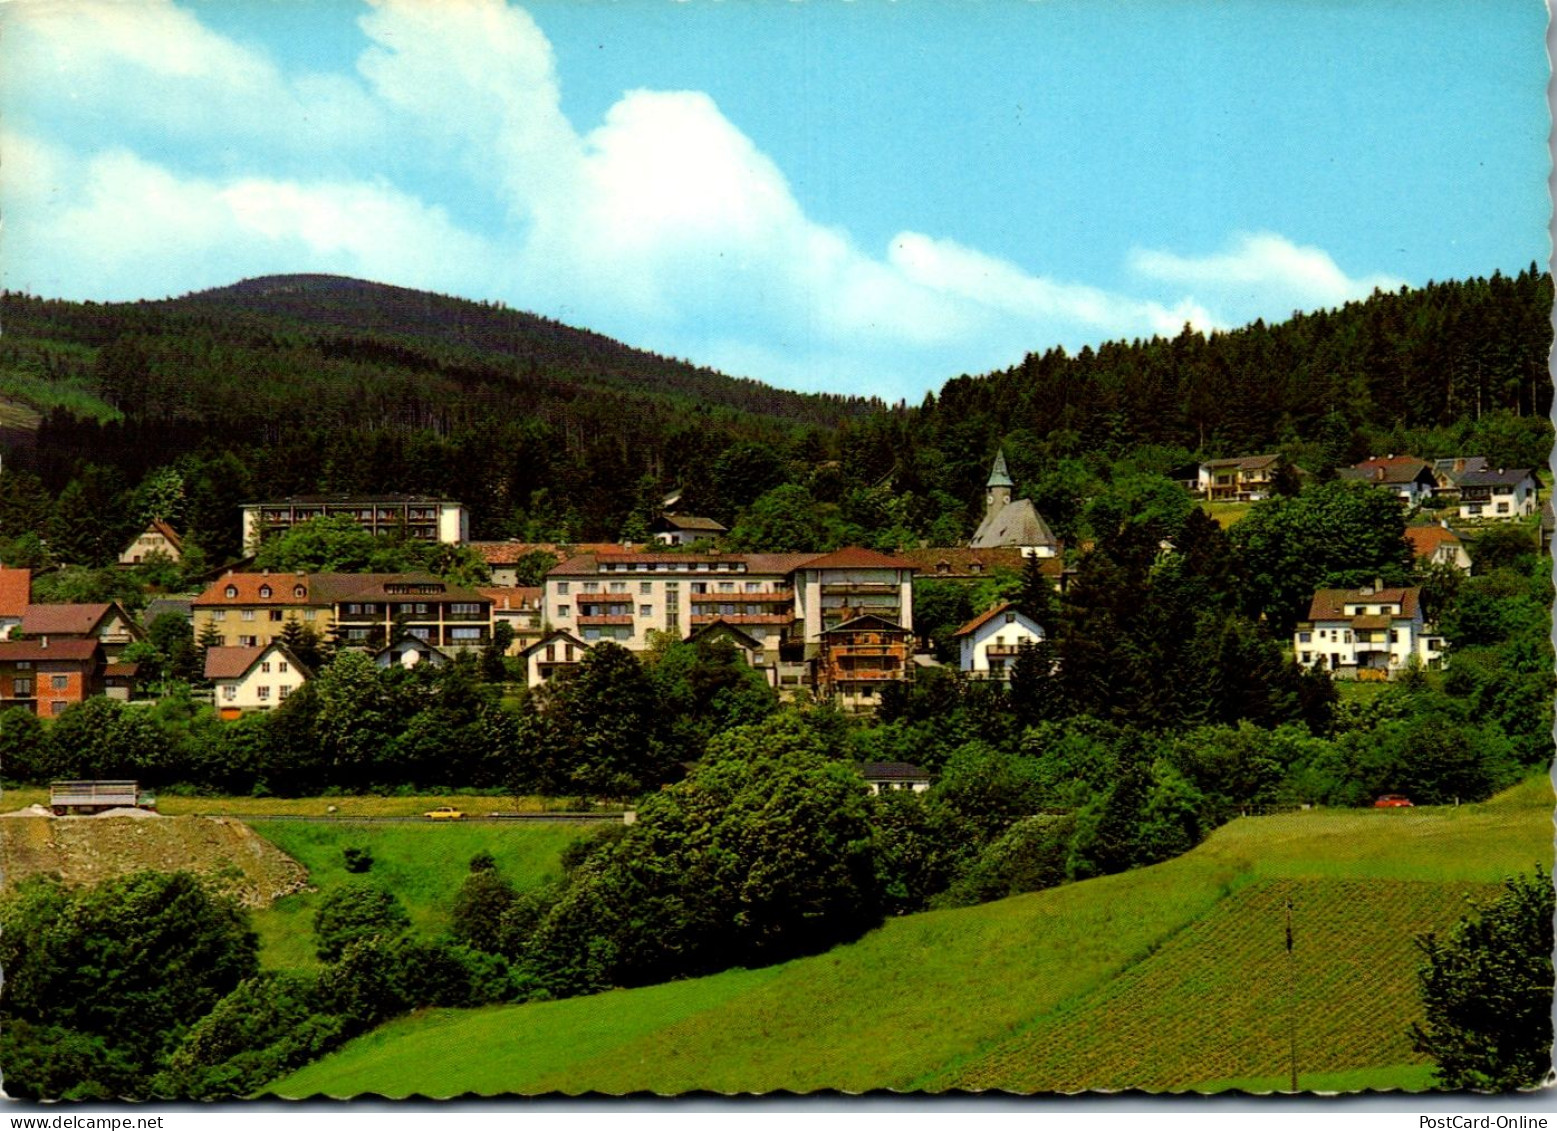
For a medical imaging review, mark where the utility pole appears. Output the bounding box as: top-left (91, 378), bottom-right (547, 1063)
top-left (1286, 897), bottom-right (1298, 1093)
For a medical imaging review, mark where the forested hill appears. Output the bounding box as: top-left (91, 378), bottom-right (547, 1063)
top-left (917, 265), bottom-right (1552, 469)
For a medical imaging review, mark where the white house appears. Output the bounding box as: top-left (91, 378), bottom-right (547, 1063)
top-left (1293, 583), bottom-right (1443, 680)
top-left (1338, 456), bottom-right (1438, 508)
top-left (118, 520), bottom-right (184, 566)
top-left (374, 637), bottom-right (451, 669)
top-left (1456, 468), bottom-right (1539, 520)
top-left (951, 601), bottom-right (1045, 681)
top-left (1405, 524), bottom-right (1472, 573)
top-left (520, 629), bottom-right (590, 687)
top-left (854, 761), bottom-right (931, 795)
top-left (650, 514), bottom-right (727, 546)
top-left (205, 642), bottom-right (311, 717)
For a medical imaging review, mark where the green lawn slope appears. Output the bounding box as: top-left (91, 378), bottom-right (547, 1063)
top-left (248, 821), bottom-right (587, 972)
top-left (270, 776), bottom-right (1553, 1097)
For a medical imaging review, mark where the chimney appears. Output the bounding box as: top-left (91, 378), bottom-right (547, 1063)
top-left (1455, 457), bottom-right (1465, 472)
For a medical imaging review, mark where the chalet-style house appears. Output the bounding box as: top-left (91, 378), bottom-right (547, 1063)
top-left (952, 601), bottom-right (1045, 681)
top-left (241, 495), bottom-right (469, 552)
top-left (193, 571), bottom-right (493, 653)
top-left (1293, 582), bottom-right (1444, 680)
top-left (650, 514), bottom-right (728, 546)
top-left (19, 602), bottom-right (143, 662)
top-left (0, 638), bottom-right (104, 716)
top-left (204, 643), bottom-right (312, 718)
top-left (970, 451), bottom-right (1059, 557)
top-left (1456, 468), bottom-right (1539, 520)
top-left (1430, 457), bottom-right (1489, 504)
top-left (1338, 456), bottom-right (1437, 507)
top-left (854, 761), bottom-right (931, 795)
top-left (816, 615), bottom-right (912, 711)
top-left (520, 629), bottom-right (590, 686)
top-left (1405, 524), bottom-right (1472, 573)
top-left (119, 519), bottom-right (184, 565)
top-left (1198, 454), bottom-right (1282, 502)
top-left (0, 568), bottom-right (30, 639)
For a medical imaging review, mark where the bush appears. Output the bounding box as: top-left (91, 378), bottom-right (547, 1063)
top-left (451, 868), bottom-right (518, 955)
top-left (342, 846), bottom-right (374, 874)
top-left (934, 813), bottom-right (1076, 908)
top-left (312, 882), bottom-right (410, 962)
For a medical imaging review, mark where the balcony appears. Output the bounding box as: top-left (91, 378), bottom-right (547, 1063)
top-left (821, 582), bottom-right (898, 596)
top-left (984, 644), bottom-right (1024, 658)
top-left (830, 668), bottom-right (903, 681)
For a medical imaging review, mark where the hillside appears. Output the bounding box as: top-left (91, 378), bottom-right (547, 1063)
top-left (269, 775), bottom-right (1553, 1097)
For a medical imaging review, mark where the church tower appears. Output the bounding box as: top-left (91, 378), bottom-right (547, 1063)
top-left (985, 449), bottom-right (1014, 517)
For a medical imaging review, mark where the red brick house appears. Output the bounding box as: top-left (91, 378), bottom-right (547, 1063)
top-left (0, 638), bottom-right (104, 717)
top-left (19, 602), bottom-right (144, 661)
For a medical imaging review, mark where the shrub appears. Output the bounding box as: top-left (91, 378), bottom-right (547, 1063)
top-left (312, 882), bottom-right (410, 962)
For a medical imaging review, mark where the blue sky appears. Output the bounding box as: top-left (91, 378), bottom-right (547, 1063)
top-left (1, 0), bottom-right (1547, 401)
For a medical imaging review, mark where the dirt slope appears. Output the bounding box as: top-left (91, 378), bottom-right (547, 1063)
top-left (0, 815), bottom-right (307, 907)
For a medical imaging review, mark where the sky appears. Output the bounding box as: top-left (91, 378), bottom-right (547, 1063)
top-left (1, 0), bottom-right (1548, 402)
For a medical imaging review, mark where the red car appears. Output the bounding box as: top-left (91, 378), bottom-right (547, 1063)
top-left (1373, 795), bottom-right (1414, 808)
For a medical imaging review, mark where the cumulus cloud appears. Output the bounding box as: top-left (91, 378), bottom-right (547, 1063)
top-left (1, 0), bottom-right (1401, 396)
top-left (1128, 232), bottom-right (1403, 324)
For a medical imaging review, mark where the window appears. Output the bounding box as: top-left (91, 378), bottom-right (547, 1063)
top-left (564, 644), bottom-right (575, 661)
top-left (51, 700), bottom-right (66, 715)
top-left (557, 582), bottom-right (571, 595)
top-left (449, 603), bottom-right (482, 615)
top-left (346, 629), bottom-right (370, 642)
top-left (257, 686), bottom-right (271, 700)
top-left (270, 610), bottom-right (284, 621)
top-left (745, 582), bottom-right (760, 592)
top-left (545, 644), bottom-right (555, 661)
top-left (640, 581), bottom-right (653, 594)
top-left (304, 609), bottom-right (317, 620)
top-left (557, 605), bottom-right (571, 618)
top-left (1004, 612), bottom-right (1016, 624)
top-left (1300, 652), bottom-right (1311, 665)
top-left (294, 585), bottom-right (306, 598)
top-left (639, 605), bottom-right (652, 618)
top-left (259, 585), bottom-right (272, 599)
top-left (51, 675), bottom-right (68, 691)
top-left (15, 661), bottom-right (29, 670)
top-left (279, 661), bottom-right (290, 673)
top-left (450, 627), bottom-right (482, 641)
top-left (241, 609), bottom-right (255, 621)
top-left (610, 581), bottom-right (627, 593)
top-left (584, 628), bottom-right (600, 641)
top-left (261, 662), bottom-right (272, 674)
top-left (225, 585), bottom-right (238, 598)
top-left (1390, 630), bottom-right (1399, 643)
top-left (12, 678), bottom-right (31, 696)
top-left (279, 685), bottom-right (291, 700)
top-left (1298, 632), bottom-right (1311, 643)
top-left (719, 582), bottom-right (735, 592)
top-left (239, 635), bottom-right (258, 647)
top-left (691, 583), bottom-right (707, 594)
top-left (222, 685), bottom-right (237, 701)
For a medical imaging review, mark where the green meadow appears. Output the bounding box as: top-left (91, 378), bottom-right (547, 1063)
top-left (248, 821), bottom-right (588, 971)
top-left (269, 774), bottom-right (1552, 1096)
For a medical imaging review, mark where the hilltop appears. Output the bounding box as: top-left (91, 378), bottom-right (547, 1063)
top-left (269, 775), bottom-right (1553, 1096)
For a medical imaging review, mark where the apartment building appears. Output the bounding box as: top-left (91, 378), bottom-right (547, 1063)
top-left (241, 495), bottom-right (468, 551)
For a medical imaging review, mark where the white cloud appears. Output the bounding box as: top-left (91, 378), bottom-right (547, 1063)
top-left (1128, 232), bottom-right (1403, 323)
top-left (1, 0), bottom-right (1404, 398)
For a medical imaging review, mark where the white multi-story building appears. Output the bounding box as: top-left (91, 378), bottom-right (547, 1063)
top-left (242, 495), bottom-right (468, 551)
top-left (1293, 582), bottom-right (1444, 679)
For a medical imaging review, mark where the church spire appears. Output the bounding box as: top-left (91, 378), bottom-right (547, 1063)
top-left (987, 448), bottom-right (1014, 489)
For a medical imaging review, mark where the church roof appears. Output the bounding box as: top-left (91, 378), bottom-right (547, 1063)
top-left (970, 498), bottom-right (1058, 551)
top-left (986, 449), bottom-right (1015, 489)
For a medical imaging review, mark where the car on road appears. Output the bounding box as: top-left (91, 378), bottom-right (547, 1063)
top-left (424, 806), bottom-right (465, 821)
top-left (1373, 795), bottom-right (1413, 808)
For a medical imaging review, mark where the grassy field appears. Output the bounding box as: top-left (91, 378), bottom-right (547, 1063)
top-left (247, 821), bottom-right (592, 971)
top-left (270, 774), bottom-right (1553, 1097)
top-left (1200, 501), bottom-right (1252, 528)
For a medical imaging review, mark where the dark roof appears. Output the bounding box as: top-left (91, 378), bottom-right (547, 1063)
top-left (1432, 457), bottom-right (1489, 482)
top-left (1456, 468), bottom-right (1537, 488)
top-left (822, 614), bottom-right (909, 635)
top-left (0, 639), bottom-right (99, 662)
top-left (970, 499), bottom-right (1058, 550)
top-left (1345, 456), bottom-right (1435, 486)
top-left (204, 643), bottom-right (311, 681)
top-left (245, 494), bottom-right (462, 506)
top-left (310, 572), bottom-right (488, 605)
top-left (685, 620), bottom-right (764, 650)
top-left (141, 598), bottom-right (194, 626)
top-left (102, 662), bottom-right (141, 678)
top-left (1204, 454), bottom-right (1280, 471)
top-left (895, 547), bottom-right (1028, 577)
top-left (651, 514), bottom-right (728, 533)
top-left (855, 761), bottom-right (930, 782)
top-left (519, 629), bottom-right (591, 658)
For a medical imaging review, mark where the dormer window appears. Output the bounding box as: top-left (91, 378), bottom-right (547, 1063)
top-left (259, 585), bottom-right (272, 599)
top-left (225, 586), bottom-right (238, 598)
top-left (970, 563), bottom-right (983, 574)
top-left (294, 585), bottom-right (306, 598)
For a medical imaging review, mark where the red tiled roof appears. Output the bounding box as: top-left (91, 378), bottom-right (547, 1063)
top-left (204, 645), bottom-right (269, 680)
top-left (195, 573), bottom-right (314, 606)
top-left (952, 601), bottom-right (1032, 638)
top-left (479, 586), bottom-right (542, 610)
top-left (0, 639), bottom-right (99, 662)
top-left (1405, 526), bottom-right (1462, 558)
top-left (739, 553), bottom-right (826, 574)
top-left (1348, 456), bottom-right (1434, 485)
top-left (20, 603), bottom-right (112, 637)
top-left (0, 569), bottom-right (31, 619)
top-left (102, 662), bottom-right (140, 678)
top-left (895, 548), bottom-right (1028, 577)
top-left (469, 541), bottom-right (641, 564)
top-left (799, 547), bottom-right (914, 571)
top-left (1306, 586), bottom-right (1421, 622)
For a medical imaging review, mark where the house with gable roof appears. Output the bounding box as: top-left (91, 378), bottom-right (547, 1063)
top-left (970, 450), bottom-right (1059, 557)
top-left (1199, 454), bottom-right (1283, 502)
top-left (952, 601), bottom-right (1045, 681)
top-left (1405, 524), bottom-right (1472, 573)
top-left (650, 514), bottom-right (728, 546)
top-left (118, 519), bottom-right (184, 566)
top-left (193, 571), bottom-right (326, 649)
top-left (1455, 467), bottom-right (1539, 520)
top-left (19, 602), bottom-right (143, 662)
top-left (0, 638), bottom-right (103, 716)
top-left (520, 628), bottom-right (591, 686)
top-left (0, 568), bottom-right (30, 640)
top-left (816, 614), bottom-right (913, 711)
top-left (1293, 581), bottom-right (1444, 679)
top-left (205, 642), bottom-right (312, 718)
top-left (1338, 456), bottom-right (1438, 507)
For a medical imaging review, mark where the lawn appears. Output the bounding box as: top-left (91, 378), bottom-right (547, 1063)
top-left (1199, 501), bottom-right (1251, 528)
top-left (0, 789), bottom-right (620, 818)
top-left (247, 820), bottom-right (593, 972)
top-left (269, 774), bottom-right (1552, 1097)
